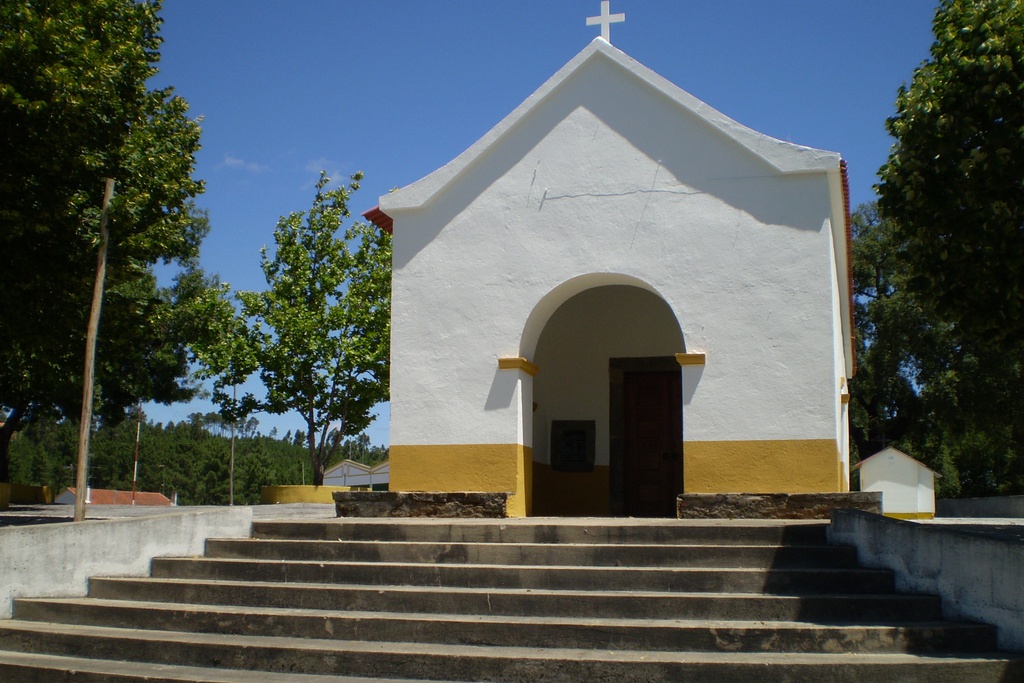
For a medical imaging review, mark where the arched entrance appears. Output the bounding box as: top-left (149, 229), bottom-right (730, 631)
top-left (526, 280), bottom-right (686, 516)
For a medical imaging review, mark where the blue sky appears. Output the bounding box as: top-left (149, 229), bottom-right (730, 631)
top-left (145, 0), bottom-right (939, 445)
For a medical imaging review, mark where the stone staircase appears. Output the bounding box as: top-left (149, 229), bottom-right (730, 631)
top-left (0, 518), bottom-right (1021, 682)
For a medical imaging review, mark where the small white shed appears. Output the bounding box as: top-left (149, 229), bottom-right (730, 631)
top-left (854, 447), bottom-right (940, 519)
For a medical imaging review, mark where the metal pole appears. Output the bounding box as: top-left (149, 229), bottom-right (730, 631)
top-left (75, 178), bottom-right (115, 523)
top-left (229, 385), bottom-right (236, 506)
top-left (130, 401), bottom-right (141, 505)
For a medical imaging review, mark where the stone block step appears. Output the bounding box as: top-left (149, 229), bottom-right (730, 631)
top-left (0, 650), bottom-right (447, 683)
top-left (204, 538), bottom-right (858, 568)
top-left (88, 577), bottom-right (943, 622)
top-left (0, 620), bottom-right (1020, 683)
top-left (149, 556), bottom-right (891, 593)
top-left (13, 597), bottom-right (998, 654)
top-left (253, 519), bottom-right (830, 546)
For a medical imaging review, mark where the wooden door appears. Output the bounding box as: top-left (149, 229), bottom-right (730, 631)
top-left (625, 371), bottom-right (682, 517)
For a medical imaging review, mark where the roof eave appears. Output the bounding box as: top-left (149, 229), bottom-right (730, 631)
top-left (362, 205), bottom-right (393, 235)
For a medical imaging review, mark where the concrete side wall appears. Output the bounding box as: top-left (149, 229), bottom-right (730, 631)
top-left (829, 510), bottom-right (1024, 652)
top-left (0, 507), bottom-right (252, 619)
top-left (937, 495), bottom-right (1024, 519)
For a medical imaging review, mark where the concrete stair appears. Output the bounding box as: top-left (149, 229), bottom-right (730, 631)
top-left (1, 518), bottom-right (1021, 682)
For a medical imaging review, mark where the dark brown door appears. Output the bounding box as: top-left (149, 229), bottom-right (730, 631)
top-left (625, 371), bottom-right (682, 517)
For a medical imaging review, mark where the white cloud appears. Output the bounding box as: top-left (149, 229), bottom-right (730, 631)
top-left (221, 154), bottom-right (269, 173)
top-left (303, 158), bottom-right (350, 189)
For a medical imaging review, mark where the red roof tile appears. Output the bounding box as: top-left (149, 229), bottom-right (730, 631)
top-left (362, 205), bottom-right (393, 235)
top-left (65, 488), bottom-right (172, 506)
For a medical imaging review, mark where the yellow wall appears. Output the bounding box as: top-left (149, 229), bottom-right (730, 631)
top-left (391, 439), bottom-right (841, 516)
top-left (260, 485), bottom-right (354, 504)
top-left (6, 484), bottom-right (53, 504)
top-left (532, 463), bottom-right (610, 516)
top-left (684, 439), bottom-right (841, 493)
top-left (390, 444), bottom-right (532, 517)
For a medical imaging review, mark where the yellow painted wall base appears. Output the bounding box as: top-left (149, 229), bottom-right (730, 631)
top-left (7, 484), bottom-right (54, 504)
top-left (260, 485), bottom-right (353, 505)
top-left (532, 463), bottom-right (610, 516)
top-left (885, 512), bottom-right (935, 520)
top-left (390, 444), bottom-right (532, 517)
top-left (685, 439), bottom-right (841, 493)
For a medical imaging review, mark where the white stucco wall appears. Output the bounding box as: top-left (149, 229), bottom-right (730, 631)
top-left (917, 467), bottom-right (936, 514)
top-left (387, 42), bottom-right (846, 460)
top-left (829, 222), bottom-right (852, 489)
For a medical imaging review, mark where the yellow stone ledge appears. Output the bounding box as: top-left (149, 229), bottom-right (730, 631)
top-left (498, 357), bottom-right (539, 376)
top-left (884, 512), bottom-right (936, 520)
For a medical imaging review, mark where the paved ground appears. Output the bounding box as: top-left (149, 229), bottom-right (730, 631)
top-left (2, 503), bottom-right (1022, 543)
top-left (0, 503), bottom-right (336, 527)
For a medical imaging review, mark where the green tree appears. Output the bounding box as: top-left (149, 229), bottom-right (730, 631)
top-left (208, 172), bottom-right (391, 486)
top-left (850, 203), bottom-right (1024, 497)
top-left (0, 0), bottom-right (208, 481)
top-left (849, 204), bottom-right (960, 494)
top-left (849, 204), bottom-right (929, 461)
top-left (9, 410), bottom-right (315, 502)
top-left (877, 0), bottom-right (1024, 345)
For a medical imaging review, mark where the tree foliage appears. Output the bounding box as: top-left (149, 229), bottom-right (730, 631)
top-left (0, 0), bottom-right (210, 481)
top-left (850, 203), bottom-right (1024, 497)
top-left (877, 0), bottom-right (1024, 344)
top-left (6, 412), bottom-right (388, 506)
top-left (197, 173), bottom-right (392, 486)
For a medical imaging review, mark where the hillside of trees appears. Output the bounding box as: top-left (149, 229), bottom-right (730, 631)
top-left (6, 413), bottom-right (387, 506)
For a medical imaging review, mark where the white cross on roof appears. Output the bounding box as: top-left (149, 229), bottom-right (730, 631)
top-left (586, 1), bottom-right (626, 43)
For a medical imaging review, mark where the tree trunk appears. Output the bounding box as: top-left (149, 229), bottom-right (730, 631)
top-left (75, 177), bottom-right (115, 522)
top-left (306, 418), bottom-right (325, 486)
top-left (0, 405), bottom-right (26, 483)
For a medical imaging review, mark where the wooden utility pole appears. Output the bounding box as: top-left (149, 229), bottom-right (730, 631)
top-left (75, 178), bottom-right (115, 523)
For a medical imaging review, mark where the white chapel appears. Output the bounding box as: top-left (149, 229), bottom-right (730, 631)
top-left (364, 22), bottom-right (854, 517)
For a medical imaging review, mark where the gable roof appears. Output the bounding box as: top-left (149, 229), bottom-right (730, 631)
top-left (324, 459), bottom-right (370, 477)
top-left (381, 38), bottom-right (842, 215)
top-left (852, 447), bottom-right (942, 477)
top-left (324, 459), bottom-right (390, 477)
top-left (373, 37), bottom-right (854, 377)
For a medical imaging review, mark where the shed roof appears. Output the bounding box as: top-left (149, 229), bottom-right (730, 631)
top-left (852, 447), bottom-right (942, 477)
